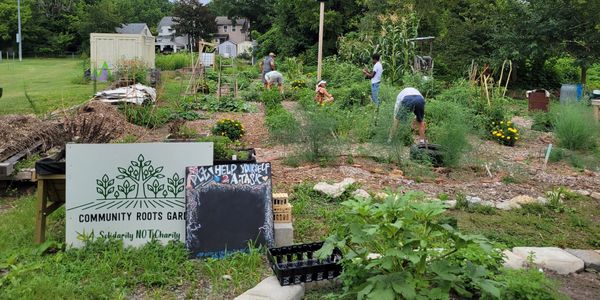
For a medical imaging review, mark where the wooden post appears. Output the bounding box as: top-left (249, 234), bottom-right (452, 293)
top-left (317, 1), bottom-right (325, 81)
top-left (34, 178), bottom-right (47, 244)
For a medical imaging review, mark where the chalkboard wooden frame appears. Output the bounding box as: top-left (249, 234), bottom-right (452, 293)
top-left (185, 163), bottom-right (274, 258)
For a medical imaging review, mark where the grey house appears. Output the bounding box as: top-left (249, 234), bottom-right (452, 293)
top-left (156, 17), bottom-right (189, 53)
top-left (115, 23), bottom-right (153, 37)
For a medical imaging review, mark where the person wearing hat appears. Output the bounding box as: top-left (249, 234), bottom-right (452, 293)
top-left (315, 80), bottom-right (334, 105)
top-left (265, 70), bottom-right (284, 94)
top-left (259, 52), bottom-right (276, 88)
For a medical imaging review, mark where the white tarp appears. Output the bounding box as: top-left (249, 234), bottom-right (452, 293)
top-left (93, 84), bottom-right (157, 105)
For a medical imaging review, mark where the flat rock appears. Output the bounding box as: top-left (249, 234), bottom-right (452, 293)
top-left (565, 249), bottom-right (600, 271)
top-left (496, 201), bottom-right (520, 210)
top-left (352, 189), bottom-right (371, 199)
top-left (503, 250), bottom-right (525, 269)
top-left (235, 276), bottom-right (304, 300)
top-left (510, 195), bottom-right (536, 205)
top-left (591, 192), bottom-right (600, 200)
top-left (466, 196), bottom-right (482, 205)
top-left (575, 190), bottom-right (591, 197)
top-left (313, 178), bottom-right (356, 198)
top-left (536, 197), bottom-right (548, 205)
top-left (512, 247), bottom-right (584, 274)
top-left (444, 200), bottom-right (457, 209)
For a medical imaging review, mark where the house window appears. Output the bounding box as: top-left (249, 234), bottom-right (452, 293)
top-left (232, 26), bottom-right (236, 32)
top-left (223, 25), bottom-right (228, 33)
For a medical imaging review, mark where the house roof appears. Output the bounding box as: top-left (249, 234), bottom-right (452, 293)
top-left (116, 23), bottom-right (149, 35)
top-left (215, 16), bottom-right (249, 26)
top-left (158, 16), bottom-right (175, 28)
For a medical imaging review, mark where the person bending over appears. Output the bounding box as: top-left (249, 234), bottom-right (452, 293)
top-left (265, 70), bottom-right (284, 94)
top-left (389, 87), bottom-right (426, 144)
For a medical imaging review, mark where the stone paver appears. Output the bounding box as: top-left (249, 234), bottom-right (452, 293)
top-left (274, 223), bottom-right (294, 247)
top-left (565, 249), bottom-right (600, 271)
top-left (512, 247), bottom-right (584, 274)
top-left (351, 189), bottom-right (371, 199)
top-left (502, 250), bottom-right (525, 269)
top-left (235, 276), bottom-right (304, 300)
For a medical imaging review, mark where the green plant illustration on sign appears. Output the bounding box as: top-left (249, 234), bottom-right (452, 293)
top-left (167, 173), bottom-right (185, 197)
top-left (96, 174), bottom-right (114, 199)
top-left (93, 154), bottom-right (185, 203)
top-left (115, 154), bottom-right (165, 198)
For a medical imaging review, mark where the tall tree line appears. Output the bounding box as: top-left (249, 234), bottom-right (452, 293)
top-left (0, 0), bottom-right (173, 55)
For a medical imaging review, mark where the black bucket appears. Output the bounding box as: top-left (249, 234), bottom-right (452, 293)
top-left (0, 86), bottom-right (3, 98)
top-left (409, 143), bottom-right (444, 167)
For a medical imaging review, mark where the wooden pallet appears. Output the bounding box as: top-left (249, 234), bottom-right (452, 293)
top-left (0, 141), bottom-right (43, 176)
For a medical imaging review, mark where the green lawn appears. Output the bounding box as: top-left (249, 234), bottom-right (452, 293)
top-left (0, 58), bottom-right (107, 115)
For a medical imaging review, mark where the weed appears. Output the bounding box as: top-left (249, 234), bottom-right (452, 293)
top-left (492, 269), bottom-right (566, 300)
top-left (12, 154), bottom-right (41, 174)
top-left (120, 104), bottom-right (172, 128)
top-left (114, 134), bottom-right (139, 144)
top-left (156, 53), bottom-right (191, 71)
top-left (455, 192), bottom-right (468, 209)
top-left (437, 192), bottom-right (450, 201)
top-left (114, 59), bottom-right (148, 84)
top-left (551, 103), bottom-right (599, 151)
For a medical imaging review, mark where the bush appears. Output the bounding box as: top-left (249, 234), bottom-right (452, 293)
top-left (183, 96), bottom-right (256, 113)
top-left (300, 107), bottom-right (339, 162)
top-left (259, 89), bottom-right (283, 108)
top-left (155, 53), bottom-right (191, 71)
top-left (265, 106), bottom-right (300, 144)
top-left (331, 82), bottom-right (371, 108)
top-left (493, 268), bottom-right (566, 299)
top-left (211, 118), bottom-right (245, 141)
top-left (531, 112), bottom-right (554, 132)
top-left (121, 105), bottom-right (172, 128)
top-left (426, 100), bottom-right (471, 167)
top-left (317, 191), bottom-right (503, 299)
top-left (401, 73), bottom-right (445, 99)
top-left (490, 120), bottom-right (520, 147)
top-left (321, 57), bottom-right (365, 87)
top-left (196, 136), bottom-right (237, 160)
top-left (114, 59), bottom-right (148, 84)
top-left (551, 103), bottom-right (599, 151)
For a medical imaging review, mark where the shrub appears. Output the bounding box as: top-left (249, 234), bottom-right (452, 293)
top-left (493, 269), bottom-right (565, 299)
top-left (321, 57), bottom-right (365, 87)
top-left (531, 111), bottom-right (554, 132)
top-left (260, 89), bottom-right (283, 108)
top-left (121, 105), bottom-right (172, 128)
top-left (183, 96), bottom-right (256, 113)
top-left (331, 82), bottom-right (371, 108)
top-left (401, 73), bottom-right (445, 99)
top-left (317, 191), bottom-right (503, 299)
top-left (155, 53), bottom-right (191, 71)
top-left (114, 59), bottom-right (148, 84)
top-left (170, 110), bottom-right (204, 121)
top-left (265, 106), bottom-right (300, 144)
top-left (490, 120), bottom-right (520, 146)
top-left (551, 103), bottom-right (599, 151)
top-left (211, 118), bottom-right (245, 141)
top-left (426, 100), bottom-right (471, 166)
top-left (196, 136), bottom-right (235, 160)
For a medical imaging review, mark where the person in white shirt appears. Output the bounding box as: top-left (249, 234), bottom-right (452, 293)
top-left (389, 87), bottom-right (426, 144)
top-left (264, 70), bottom-right (284, 94)
top-left (362, 53), bottom-right (383, 106)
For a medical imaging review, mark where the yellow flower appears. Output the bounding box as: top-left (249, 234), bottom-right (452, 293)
top-left (515, 137), bottom-right (519, 140)
top-left (507, 121), bottom-right (512, 125)
top-left (507, 136), bottom-right (511, 140)
top-left (500, 121), bottom-right (504, 124)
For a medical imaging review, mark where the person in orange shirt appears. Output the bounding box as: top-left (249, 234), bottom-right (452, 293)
top-left (315, 80), bottom-right (334, 105)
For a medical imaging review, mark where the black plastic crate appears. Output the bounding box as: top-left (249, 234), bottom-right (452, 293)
top-left (267, 242), bottom-right (343, 286)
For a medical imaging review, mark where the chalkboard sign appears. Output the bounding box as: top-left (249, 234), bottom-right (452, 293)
top-left (185, 163), bottom-right (274, 258)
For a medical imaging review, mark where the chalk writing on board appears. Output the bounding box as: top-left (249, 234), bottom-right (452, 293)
top-left (185, 163), bottom-right (274, 258)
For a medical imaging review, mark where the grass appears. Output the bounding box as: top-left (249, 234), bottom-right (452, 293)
top-left (0, 195), bottom-right (270, 299)
top-left (0, 58), bottom-right (108, 115)
top-left (448, 194), bottom-right (600, 249)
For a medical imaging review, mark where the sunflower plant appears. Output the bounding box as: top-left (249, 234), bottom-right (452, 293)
top-left (211, 118), bottom-right (245, 141)
top-left (490, 120), bottom-right (519, 146)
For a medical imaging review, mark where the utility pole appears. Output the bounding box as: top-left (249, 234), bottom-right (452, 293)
top-left (17, 0), bottom-right (22, 61)
top-left (316, 0), bottom-right (327, 81)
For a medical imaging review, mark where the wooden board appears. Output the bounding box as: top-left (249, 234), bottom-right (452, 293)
top-left (0, 141), bottom-right (43, 176)
top-left (185, 163), bottom-right (274, 258)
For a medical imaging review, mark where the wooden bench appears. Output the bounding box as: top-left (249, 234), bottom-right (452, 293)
top-left (34, 174), bottom-right (65, 244)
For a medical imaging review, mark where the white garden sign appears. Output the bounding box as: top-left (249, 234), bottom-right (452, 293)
top-left (66, 143), bottom-right (212, 248)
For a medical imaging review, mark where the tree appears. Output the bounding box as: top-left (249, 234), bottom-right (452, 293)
top-left (116, 0), bottom-right (173, 34)
top-left (73, 0), bottom-right (124, 50)
top-left (172, 0), bottom-right (216, 51)
top-left (208, 0), bottom-right (275, 33)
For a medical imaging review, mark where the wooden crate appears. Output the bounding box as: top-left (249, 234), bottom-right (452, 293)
top-left (273, 193), bottom-right (289, 206)
top-left (274, 203), bottom-right (292, 223)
